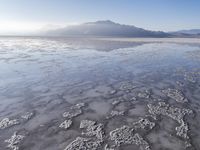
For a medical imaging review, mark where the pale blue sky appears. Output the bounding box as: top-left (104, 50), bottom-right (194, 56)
top-left (0, 0), bottom-right (199, 34)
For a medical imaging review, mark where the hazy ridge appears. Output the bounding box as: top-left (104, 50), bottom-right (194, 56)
top-left (43, 20), bottom-right (200, 38)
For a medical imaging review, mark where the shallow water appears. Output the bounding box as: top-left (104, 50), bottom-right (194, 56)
top-left (0, 37), bottom-right (200, 150)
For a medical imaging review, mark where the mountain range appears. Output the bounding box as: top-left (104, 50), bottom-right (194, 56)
top-left (43, 20), bottom-right (200, 38)
top-left (172, 29), bottom-right (200, 35)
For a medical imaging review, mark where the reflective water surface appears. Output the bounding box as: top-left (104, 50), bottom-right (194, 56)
top-left (0, 37), bottom-right (200, 150)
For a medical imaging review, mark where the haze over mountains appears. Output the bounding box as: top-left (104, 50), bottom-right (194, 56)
top-left (43, 20), bottom-right (170, 37)
top-left (41, 20), bottom-right (200, 38)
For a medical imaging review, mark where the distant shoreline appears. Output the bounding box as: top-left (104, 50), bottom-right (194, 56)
top-left (0, 36), bottom-right (200, 44)
top-left (99, 37), bottom-right (200, 44)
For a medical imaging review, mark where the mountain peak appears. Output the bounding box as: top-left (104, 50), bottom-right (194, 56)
top-left (95, 20), bottom-right (116, 24)
top-left (85, 20), bottom-right (117, 25)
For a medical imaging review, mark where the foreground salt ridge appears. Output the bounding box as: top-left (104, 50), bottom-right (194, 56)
top-left (0, 118), bottom-right (19, 129)
top-left (147, 102), bottom-right (192, 141)
top-left (0, 89), bottom-right (194, 150)
top-left (5, 132), bottom-right (25, 150)
top-left (0, 82), bottom-right (197, 150)
top-left (0, 112), bottom-right (34, 130)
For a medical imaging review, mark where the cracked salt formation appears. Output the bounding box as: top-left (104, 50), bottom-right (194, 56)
top-left (110, 125), bottom-right (134, 146)
top-left (71, 103), bottom-right (85, 109)
top-left (21, 112), bottom-right (34, 120)
top-left (63, 109), bottom-right (82, 118)
top-left (64, 120), bottom-right (104, 150)
top-left (111, 98), bottom-right (125, 105)
top-left (0, 118), bottom-right (19, 129)
top-left (112, 100), bottom-right (122, 105)
top-left (162, 88), bottom-right (188, 103)
top-left (147, 102), bottom-right (192, 141)
top-left (59, 119), bottom-right (72, 129)
top-left (62, 103), bottom-right (85, 118)
top-left (64, 137), bottom-right (100, 150)
top-left (109, 110), bottom-right (125, 118)
top-left (175, 121), bottom-right (189, 139)
top-left (147, 102), bottom-right (192, 124)
top-left (80, 120), bottom-right (104, 141)
top-left (109, 125), bottom-right (150, 150)
top-left (80, 120), bottom-right (96, 129)
top-left (5, 132), bottom-right (25, 150)
top-left (133, 118), bottom-right (155, 130)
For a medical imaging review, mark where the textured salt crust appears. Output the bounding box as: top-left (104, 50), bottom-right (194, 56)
top-left (62, 109), bottom-right (82, 118)
top-left (71, 103), bottom-right (85, 109)
top-left (59, 119), bottom-right (72, 129)
top-left (80, 120), bottom-right (96, 129)
top-left (112, 100), bottom-right (121, 105)
top-left (80, 120), bottom-right (104, 141)
top-left (111, 99), bottom-right (124, 105)
top-left (64, 120), bottom-right (104, 150)
top-left (21, 112), bottom-right (34, 120)
top-left (109, 125), bottom-right (150, 150)
top-left (111, 96), bottom-right (136, 106)
top-left (64, 137), bottom-right (100, 150)
top-left (109, 110), bottom-right (125, 118)
top-left (133, 118), bottom-right (155, 130)
top-left (175, 121), bottom-right (189, 139)
top-left (5, 132), bottom-right (25, 150)
top-left (162, 88), bottom-right (188, 103)
top-left (147, 102), bottom-right (192, 124)
top-left (77, 118), bottom-right (155, 149)
top-left (62, 103), bottom-right (85, 118)
top-left (147, 102), bottom-right (192, 140)
top-left (0, 118), bottom-right (19, 129)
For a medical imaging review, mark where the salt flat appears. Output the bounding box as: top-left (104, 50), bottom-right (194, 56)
top-left (0, 37), bottom-right (200, 150)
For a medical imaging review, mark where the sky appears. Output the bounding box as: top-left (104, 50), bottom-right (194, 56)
top-left (0, 0), bottom-right (200, 35)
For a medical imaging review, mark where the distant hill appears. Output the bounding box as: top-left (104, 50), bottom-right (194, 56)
top-left (44, 20), bottom-right (170, 38)
top-left (172, 29), bottom-right (200, 35)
